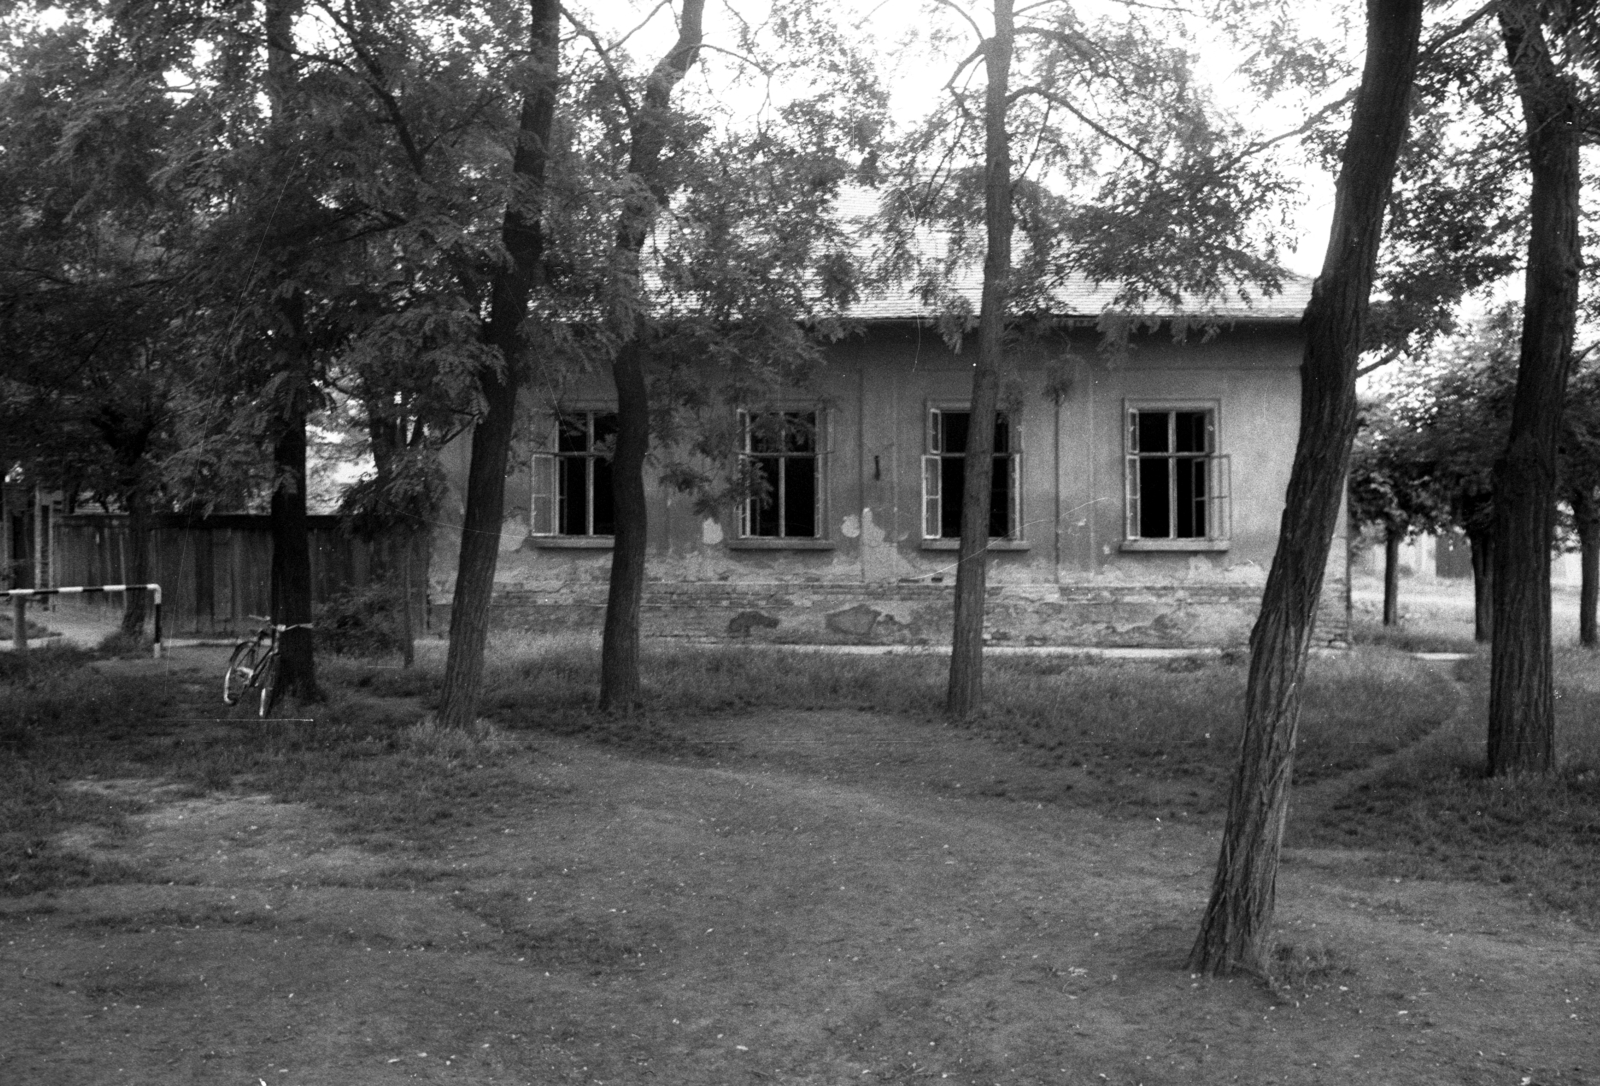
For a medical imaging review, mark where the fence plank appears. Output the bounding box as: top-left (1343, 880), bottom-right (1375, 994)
top-left (53, 514), bottom-right (379, 634)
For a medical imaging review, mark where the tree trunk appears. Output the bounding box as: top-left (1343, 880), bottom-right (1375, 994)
top-left (1382, 523), bottom-right (1401, 626)
top-left (1486, 1), bottom-right (1582, 776)
top-left (436, 0), bottom-right (559, 730)
top-left (1575, 488), bottom-right (1599, 648)
top-left (1469, 526), bottom-right (1495, 642)
top-left (599, 341), bottom-right (649, 710)
top-left (117, 476), bottom-right (152, 637)
top-left (946, 0), bottom-right (1013, 721)
top-left (270, 405), bottom-right (319, 702)
top-left (1189, 0), bottom-right (1422, 977)
top-left (596, 1), bottom-right (704, 712)
top-left (399, 529), bottom-right (416, 668)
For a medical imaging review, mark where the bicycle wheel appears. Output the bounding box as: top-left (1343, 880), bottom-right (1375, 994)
top-left (223, 639), bottom-right (262, 706)
top-left (257, 653), bottom-right (280, 718)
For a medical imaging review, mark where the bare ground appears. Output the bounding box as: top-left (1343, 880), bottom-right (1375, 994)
top-left (2, 650), bottom-right (1597, 1085)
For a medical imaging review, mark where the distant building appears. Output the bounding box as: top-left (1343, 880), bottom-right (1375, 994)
top-left (431, 271), bottom-right (1351, 648)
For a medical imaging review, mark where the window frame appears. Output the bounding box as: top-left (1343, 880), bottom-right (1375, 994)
top-left (920, 404), bottom-right (1025, 547)
top-left (1121, 400), bottom-right (1231, 552)
top-left (530, 409), bottom-right (617, 543)
top-left (732, 407), bottom-right (830, 547)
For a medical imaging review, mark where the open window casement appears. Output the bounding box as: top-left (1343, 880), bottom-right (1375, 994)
top-left (923, 406), bottom-right (1021, 540)
top-left (1124, 405), bottom-right (1228, 542)
top-left (529, 413), bottom-right (557, 536)
top-left (737, 408), bottom-right (826, 539)
top-left (1205, 453), bottom-right (1232, 540)
top-left (921, 406), bottom-right (943, 539)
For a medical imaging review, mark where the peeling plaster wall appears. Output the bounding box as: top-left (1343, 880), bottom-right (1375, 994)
top-left (433, 322), bottom-right (1351, 648)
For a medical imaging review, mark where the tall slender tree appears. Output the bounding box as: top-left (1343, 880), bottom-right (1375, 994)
top-left (1486, 0), bottom-right (1590, 775)
top-left (946, 0), bottom-right (1013, 719)
top-left (437, 0), bottom-right (560, 730)
top-left (598, 2), bottom-right (706, 712)
top-left (1190, 0), bottom-right (1424, 977)
top-left (881, 0), bottom-right (1295, 719)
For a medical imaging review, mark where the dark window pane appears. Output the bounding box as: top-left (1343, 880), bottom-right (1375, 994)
top-left (941, 411), bottom-right (970, 454)
top-left (1175, 411), bottom-right (1207, 454)
top-left (989, 456), bottom-right (1011, 538)
top-left (787, 412), bottom-right (816, 454)
top-left (993, 414), bottom-right (1011, 455)
top-left (1137, 412), bottom-right (1169, 454)
top-left (783, 457), bottom-right (816, 537)
top-left (940, 456), bottom-right (964, 537)
top-left (591, 412), bottom-right (618, 453)
top-left (749, 418), bottom-right (782, 455)
top-left (558, 415), bottom-right (589, 453)
top-left (591, 457), bottom-right (615, 536)
top-left (750, 457), bottom-right (779, 536)
top-left (1138, 457), bottom-right (1170, 538)
top-left (560, 455), bottom-right (588, 534)
top-left (1179, 457), bottom-right (1207, 538)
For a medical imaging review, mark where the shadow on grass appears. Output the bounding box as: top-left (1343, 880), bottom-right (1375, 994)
top-left (1303, 645), bottom-right (1600, 924)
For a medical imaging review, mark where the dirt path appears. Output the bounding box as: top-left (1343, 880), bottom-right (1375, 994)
top-left (3, 697), bottom-right (1596, 1085)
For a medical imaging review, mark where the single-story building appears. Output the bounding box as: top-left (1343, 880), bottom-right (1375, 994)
top-left (430, 271), bottom-right (1351, 649)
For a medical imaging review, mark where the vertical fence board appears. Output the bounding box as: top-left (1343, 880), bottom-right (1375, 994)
top-left (53, 514), bottom-right (375, 635)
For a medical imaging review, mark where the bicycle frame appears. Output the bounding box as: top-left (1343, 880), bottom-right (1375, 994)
top-left (222, 616), bottom-right (311, 718)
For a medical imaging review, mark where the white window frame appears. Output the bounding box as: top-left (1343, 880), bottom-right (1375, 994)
top-left (735, 408), bottom-right (827, 540)
top-left (1122, 401), bottom-right (1230, 550)
top-left (530, 409), bottom-right (617, 538)
top-left (921, 405), bottom-right (1022, 541)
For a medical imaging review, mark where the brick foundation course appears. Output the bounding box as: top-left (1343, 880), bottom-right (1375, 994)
top-left (452, 580), bottom-right (1350, 649)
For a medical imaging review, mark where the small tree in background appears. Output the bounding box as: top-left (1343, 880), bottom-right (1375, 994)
top-left (1348, 399), bottom-right (1446, 626)
top-left (877, 0), bottom-right (1296, 719)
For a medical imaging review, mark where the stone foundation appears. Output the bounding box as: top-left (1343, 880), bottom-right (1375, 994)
top-left (464, 580), bottom-right (1351, 649)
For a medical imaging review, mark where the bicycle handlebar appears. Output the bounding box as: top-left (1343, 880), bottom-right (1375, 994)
top-left (245, 615), bottom-right (314, 631)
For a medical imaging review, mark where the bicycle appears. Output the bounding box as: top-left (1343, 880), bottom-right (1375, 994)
top-left (223, 616), bottom-right (312, 717)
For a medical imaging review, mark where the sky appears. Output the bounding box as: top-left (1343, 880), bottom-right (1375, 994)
top-left (598, 0), bottom-right (1356, 279)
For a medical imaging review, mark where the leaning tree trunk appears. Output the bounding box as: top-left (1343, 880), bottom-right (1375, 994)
top-left (1382, 523), bottom-right (1402, 626)
top-left (437, 0), bottom-right (559, 730)
top-left (1468, 527), bottom-right (1495, 642)
top-left (1575, 487), bottom-right (1599, 647)
top-left (1189, 0), bottom-right (1423, 977)
top-left (597, 0), bottom-right (704, 712)
top-left (946, 0), bottom-right (1013, 720)
top-left (1486, 1), bottom-right (1582, 776)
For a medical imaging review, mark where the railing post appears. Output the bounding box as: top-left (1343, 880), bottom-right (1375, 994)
top-left (11, 594), bottom-right (26, 653)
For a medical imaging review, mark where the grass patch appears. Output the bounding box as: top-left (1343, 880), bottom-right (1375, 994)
top-left (374, 639), bottom-right (1455, 816)
top-left (1350, 616), bottom-right (1479, 655)
top-left (967, 647), bottom-right (1456, 810)
top-left (0, 648), bottom-right (553, 893)
top-left (0, 611), bottom-right (56, 641)
top-left (1306, 645), bottom-right (1600, 923)
top-left (0, 646), bottom-right (167, 895)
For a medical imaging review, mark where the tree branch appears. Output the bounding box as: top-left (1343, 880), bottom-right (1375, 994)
top-left (931, 0), bottom-right (986, 43)
top-left (560, 4), bottom-right (638, 125)
top-left (1011, 84), bottom-right (1157, 165)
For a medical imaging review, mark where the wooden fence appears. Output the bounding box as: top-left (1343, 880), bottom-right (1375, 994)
top-left (51, 514), bottom-right (396, 635)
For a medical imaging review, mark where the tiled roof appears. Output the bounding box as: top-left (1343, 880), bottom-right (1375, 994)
top-left (830, 188), bottom-right (1311, 324)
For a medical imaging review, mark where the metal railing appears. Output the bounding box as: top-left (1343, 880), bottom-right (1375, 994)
top-left (6, 584), bottom-right (164, 657)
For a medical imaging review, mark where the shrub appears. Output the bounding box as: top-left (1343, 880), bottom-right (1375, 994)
top-left (315, 585), bottom-right (409, 658)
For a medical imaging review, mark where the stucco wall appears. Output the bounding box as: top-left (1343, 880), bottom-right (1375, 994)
top-left (432, 322), bottom-right (1351, 647)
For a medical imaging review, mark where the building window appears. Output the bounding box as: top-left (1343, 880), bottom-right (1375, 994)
top-left (922, 408), bottom-right (1020, 540)
top-left (532, 412), bottom-right (616, 536)
top-left (1124, 406), bottom-right (1229, 542)
top-left (738, 410), bottom-right (821, 539)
